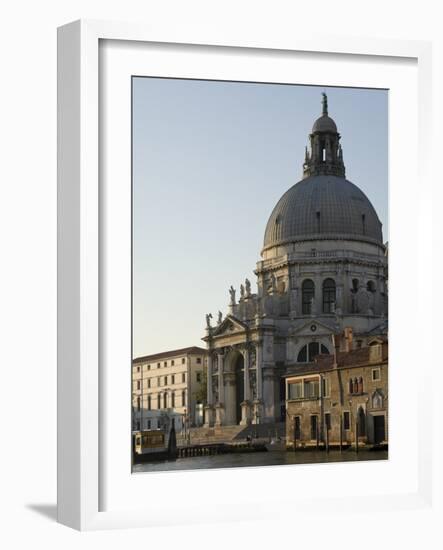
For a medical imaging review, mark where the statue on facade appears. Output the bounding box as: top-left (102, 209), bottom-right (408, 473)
top-left (205, 313), bottom-right (213, 328)
top-left (322, 92), bottom-right (328, 115)
top-left (217, 310), bottom-right (223, 325)
top-left (240, 283), bottom-right (245, 300)
top-left (245, 278), bottom-right (251, 297)
top-left (229, 285), bottom-right (236, 305)
top-left (268, 273), bottom-right (277, 294)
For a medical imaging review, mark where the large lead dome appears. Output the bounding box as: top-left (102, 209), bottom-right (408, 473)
top-left (263, 93), bottom-right (383, 252)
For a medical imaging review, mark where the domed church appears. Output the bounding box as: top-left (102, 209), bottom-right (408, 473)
top-left (203, 94), bottom-right (388, 428)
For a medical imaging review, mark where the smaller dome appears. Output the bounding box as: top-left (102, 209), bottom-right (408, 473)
top-left (312, 114), bottom-right (337, 134)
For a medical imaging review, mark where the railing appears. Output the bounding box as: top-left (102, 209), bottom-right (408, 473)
top-left (259, 249), bottom-right (385, 267)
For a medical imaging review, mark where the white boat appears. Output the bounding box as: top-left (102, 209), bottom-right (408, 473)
top-left (265, 437), bottom-right (286, 452)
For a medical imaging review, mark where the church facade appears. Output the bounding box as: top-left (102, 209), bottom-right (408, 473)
top-left (202, 94), bottom-right (388, 428)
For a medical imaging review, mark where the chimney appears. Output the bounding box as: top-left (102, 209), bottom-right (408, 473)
top-left (344, 327), bottom-right (353, 352)
top-left (332, 333), bottom-right (340, 368)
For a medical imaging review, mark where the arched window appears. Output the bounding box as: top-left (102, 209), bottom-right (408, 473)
top-left (322, 278), bottom-right (336, 313)
top-left (358, 376), bottom-right (364, 393)
top-left (297, 345), bottom-right (307, 363)
top-left (297, 342), bottom-right (329, 363)
top-left (302, 279), bottom-right (315, 314)
top-left (372, 391), bottom-right (383, 409)
top-left (349, 378), bottom-right (354, 394)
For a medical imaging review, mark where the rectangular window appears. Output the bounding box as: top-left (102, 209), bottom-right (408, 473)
top-left (147, 379), bottom-right (151, 389)
top-left (164, 376), bottom-right (168, 386)
top-left (196, 372), bottom-right (202, 383)
top-left (182, 357), bottom-right (186, 364)
top-left (147, 364), bottom-right (151, 370)
top-left (369, 344), bottom-right (382, 362)
top-left (157, 363), bottom-right (160, 369)
top-left (372, 368), bottom-right (381, 381)
top-left (196, 357), bottom-right (202, 364)
top-left (325, 412), bottom-right (331, 430)
top-left (343, 411), bottom-right (350, 430)
top-left (304, 380), bottom-right (319, 398)
top-left (171, 374), bottom-right (175, 385)
top-left (164, 361), bottom-right (167, 367)
top-left (136, 365), bottom-right (140, 373)
top-left (171, 392), bottom-right (175, 407)
top-left (157, 394), bottom-right (161, 409)
top-left (158, 377), bottom-right (161, 387)
top-left (136, 380), bottom-right (141, 390)
top-left (147, 420), bottom-right (151, 429)
top-left (171, 360), bottom-right (175, 366)
top-left (182, 373), bottom-right (186, 383)
top-left (322, 377), bottom-right (330, 397)
top-left (288, 381), bottom-right (303, 399)
top-left (147, 395), bottom-right (151, 410)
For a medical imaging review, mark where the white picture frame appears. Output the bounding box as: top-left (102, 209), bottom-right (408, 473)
top-left (57, 19), bottom-right (434, 531)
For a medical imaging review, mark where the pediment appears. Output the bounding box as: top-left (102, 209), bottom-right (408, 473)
top-left (211, 315), bottom-right (248, 337)
top-left (290, 318), bottom-right (337, 338)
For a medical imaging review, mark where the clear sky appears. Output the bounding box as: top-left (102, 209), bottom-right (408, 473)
top-left (132, 78), bottom-right (388, 358)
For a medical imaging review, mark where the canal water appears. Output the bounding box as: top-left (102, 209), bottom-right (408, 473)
top-left (133, 449), bottom-right (388, 473)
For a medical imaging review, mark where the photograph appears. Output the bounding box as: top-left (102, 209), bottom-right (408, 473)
top-left (131, 78), bottom-right (389, 473)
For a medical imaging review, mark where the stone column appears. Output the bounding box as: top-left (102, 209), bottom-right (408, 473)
top-left (224, 372), bottom-right (237, 425)
top-left (252, 342), bottom-right (264, 424)
top-left (289, 286), bottom-right (298, 319)
top-left (256, 342), bottom-right (263, 400)
top-left (262, 367), bottom-right (277, 422)
top-left (217, 352), bottom-right (224, 405)
top-left (240, 347), bottom-right (251, 425)
top-left (335, 285), bottom-right (343, 315)
top-left (204, 353), bottom-right (214, 428)
top-left (214, 351), bottom-right (225, 427)
top-left (243, 347), bottom-right (250, 401)
top-left (207, 353), bottom-right (213, 405)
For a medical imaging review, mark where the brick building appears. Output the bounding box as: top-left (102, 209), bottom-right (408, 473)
top-left (285, 329), bottom-right (388, 449)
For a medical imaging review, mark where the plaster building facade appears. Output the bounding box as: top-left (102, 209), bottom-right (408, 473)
top-left (132, 346), bottom-right (207, 431)
top-left (285, 330), bottom-right (388, 448)
top-left (203, 94), bottom-right (388, 429)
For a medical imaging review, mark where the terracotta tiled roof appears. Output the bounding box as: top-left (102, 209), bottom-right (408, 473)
top-left (133, 346), bottom-right (207, 364)
top-left (285, 342), bottom-right (388, 377)
top-left (285, 359), bottom-right (333, 377)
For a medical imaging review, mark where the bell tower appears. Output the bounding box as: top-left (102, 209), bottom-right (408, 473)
top-left (303, 93), bottom-right (346, 179)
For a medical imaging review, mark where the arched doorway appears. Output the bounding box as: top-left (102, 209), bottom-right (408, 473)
top-left (224, 350), bottom-right (244, 425)
top-left (357, 406), bottom-right (366, 437)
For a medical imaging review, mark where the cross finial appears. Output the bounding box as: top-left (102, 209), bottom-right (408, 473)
top-left (322, 92), bottom-right (328, 116)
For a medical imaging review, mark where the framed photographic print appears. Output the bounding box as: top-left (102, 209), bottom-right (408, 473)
top-left (58, 20), bottom-right (434, 531)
